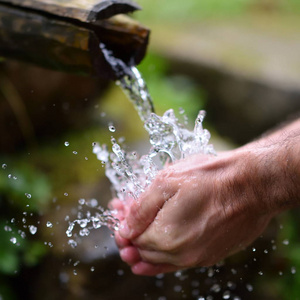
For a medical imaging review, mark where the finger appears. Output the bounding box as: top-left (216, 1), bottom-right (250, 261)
top-left (108, 198), bottom-right (125, 211)
top-left (109, 199), bottom-right (127, 223)
top-left (137, 248), bottom-right (180, 265)
top-left (119, 246), bottom-right (141, 266)
top-left (131, 261), bottom-right (178, 276)
top-left (114, 232), bottom-right (131, 248)
top-left (119, 170), bottom-right (178, 239)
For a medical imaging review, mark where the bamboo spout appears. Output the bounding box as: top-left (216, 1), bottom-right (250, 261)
top-left (0, 0), bottom-right (150, 79)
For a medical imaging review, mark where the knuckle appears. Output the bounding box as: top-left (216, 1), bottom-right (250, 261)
top-left (128, 204), bottom-right (146, 226)
top-left (158, 235), bottom-right (180, 253)
top-left (153, 170), bottom-right (177, 200)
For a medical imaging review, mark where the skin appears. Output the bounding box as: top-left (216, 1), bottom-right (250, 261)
top-left (109, 119), bottom-right (300, 276)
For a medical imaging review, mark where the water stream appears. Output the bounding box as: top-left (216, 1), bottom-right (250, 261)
top-left (66, 64), bottom-right (216, 243)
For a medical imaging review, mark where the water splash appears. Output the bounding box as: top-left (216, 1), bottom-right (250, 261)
top-left (65, 198), bottom-right (119, 247)
top-left (66, 66), bottom-right (215, 238)
top-left (93, 108), bottom-right (215, 202)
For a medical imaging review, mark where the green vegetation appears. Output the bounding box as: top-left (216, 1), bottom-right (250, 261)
top-left (136, 0), bottom-right (300, 23)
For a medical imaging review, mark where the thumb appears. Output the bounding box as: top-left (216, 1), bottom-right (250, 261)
top-left (119, 172), bottom-right (177, 239)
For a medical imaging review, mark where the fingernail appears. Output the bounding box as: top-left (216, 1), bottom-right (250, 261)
top-left (119, 221), bottom-right (131, 238)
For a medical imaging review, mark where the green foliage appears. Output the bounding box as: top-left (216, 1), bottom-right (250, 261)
top-left (137, 0), bottom-right (249, 22)
top-left (0, 159), bottom-right (50, 299)
top-left (136, 0), bottom-right (300, 23)
top-left (0, 222), bottom-right (23, 274)
top-left (0, 161), bottom-right (51, 212)
top-left (0, 281), bottom-right (17, 300)
top-left (276, 212), bottom-right (300, 299)
top-left (23, 241), bottom-right (48, 267)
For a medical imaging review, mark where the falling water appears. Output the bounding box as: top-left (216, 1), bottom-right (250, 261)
top-left (66, 62), bottom-right (215, 241)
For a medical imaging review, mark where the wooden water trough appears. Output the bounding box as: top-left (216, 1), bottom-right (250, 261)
top-left (0, 0), bottom-right (150, 79)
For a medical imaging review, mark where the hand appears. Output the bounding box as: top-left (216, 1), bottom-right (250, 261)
top-left (110, 120), bottom-right (300, 276)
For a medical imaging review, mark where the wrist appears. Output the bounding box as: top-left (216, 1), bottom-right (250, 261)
top-left (241, 131), bottom-right (300, 214)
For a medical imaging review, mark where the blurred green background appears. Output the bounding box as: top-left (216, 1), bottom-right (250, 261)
top-left (1, 0), bottom-right (300, 299)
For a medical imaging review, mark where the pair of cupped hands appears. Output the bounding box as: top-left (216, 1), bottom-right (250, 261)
top-left (108, 139), bottom-right (286, 276)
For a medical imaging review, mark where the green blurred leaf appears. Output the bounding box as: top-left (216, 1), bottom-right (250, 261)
top-left (23, 241), bottom-right (47, 267)
top-left (0, 281), bottom-right (17, 300)
top-left (0, 161), bottom-right (51, 211)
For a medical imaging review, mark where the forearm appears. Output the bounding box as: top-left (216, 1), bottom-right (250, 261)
top-left (239, 118), bottom-right (300, 213)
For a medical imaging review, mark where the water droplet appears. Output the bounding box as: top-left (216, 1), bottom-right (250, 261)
top-left (252, 247), bottom-right (256, 252)
top-left (291, 266), bottom-right (296, 274)
top-left (10, 237), bottom-right (17, 244)
top-left (282, 239), bottom-right (289, 245)
top-left (88, 199), bottom-right (98, 207)
top-left (174, 271), bottom-right (182, 278)
top-left (279, 271), bottom-right (283, 276)
top-left (222, 291), bottom-right (231, 299)
top-left (174, 285), bottom-right (182, 293)
top-left (78, 198), bottom-right (85, 205)
top-left (13, 176), bottom-right (17, 180)
top-left (8, 174), bottom-right (12, 179)
top-left (117, 269), bottom-right (124, 276)
top-left (64, 193), bottom-right (68, 197)
top-left (2, 163), bottom-right (7, 169)
top-left (72, 151), bottom-right (78, 155)
top-left (108, 124), bottom-right (116, 132)
top-left (258, 271), bottom-right (263, 276)
top-left (207, 267), bottom-right (214, 277)
top-left (46, 221), bottom-right (53, 228)
top-left (210, 284), bottom-right (221, 293)
top-left (73, 261), bottom-right (80, 267)
top-left (64, 141), bottom-right (69, 147)
top-left (264, 249), bottom-right (268, 254)
top-left (4, 225), bottom-right (11, 232)
top-left (59, 272), bottom-right (69, 284)
top-left (68, 239), bottom-right (77, 248)
top-left (73, 270), bottom-right (77, 276)
top-left (90, 266), bottom-right (95, 272)
top-left (227, 281), bottom-right (236, 290)
top-left (79, 228), bottom-right (90, 236)
top-left (25, 193), bottom-right (31, 199)
top-left (246, 284), bottom-right (253, 292)
top-left (29, 225), bottom-right (37, 235)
